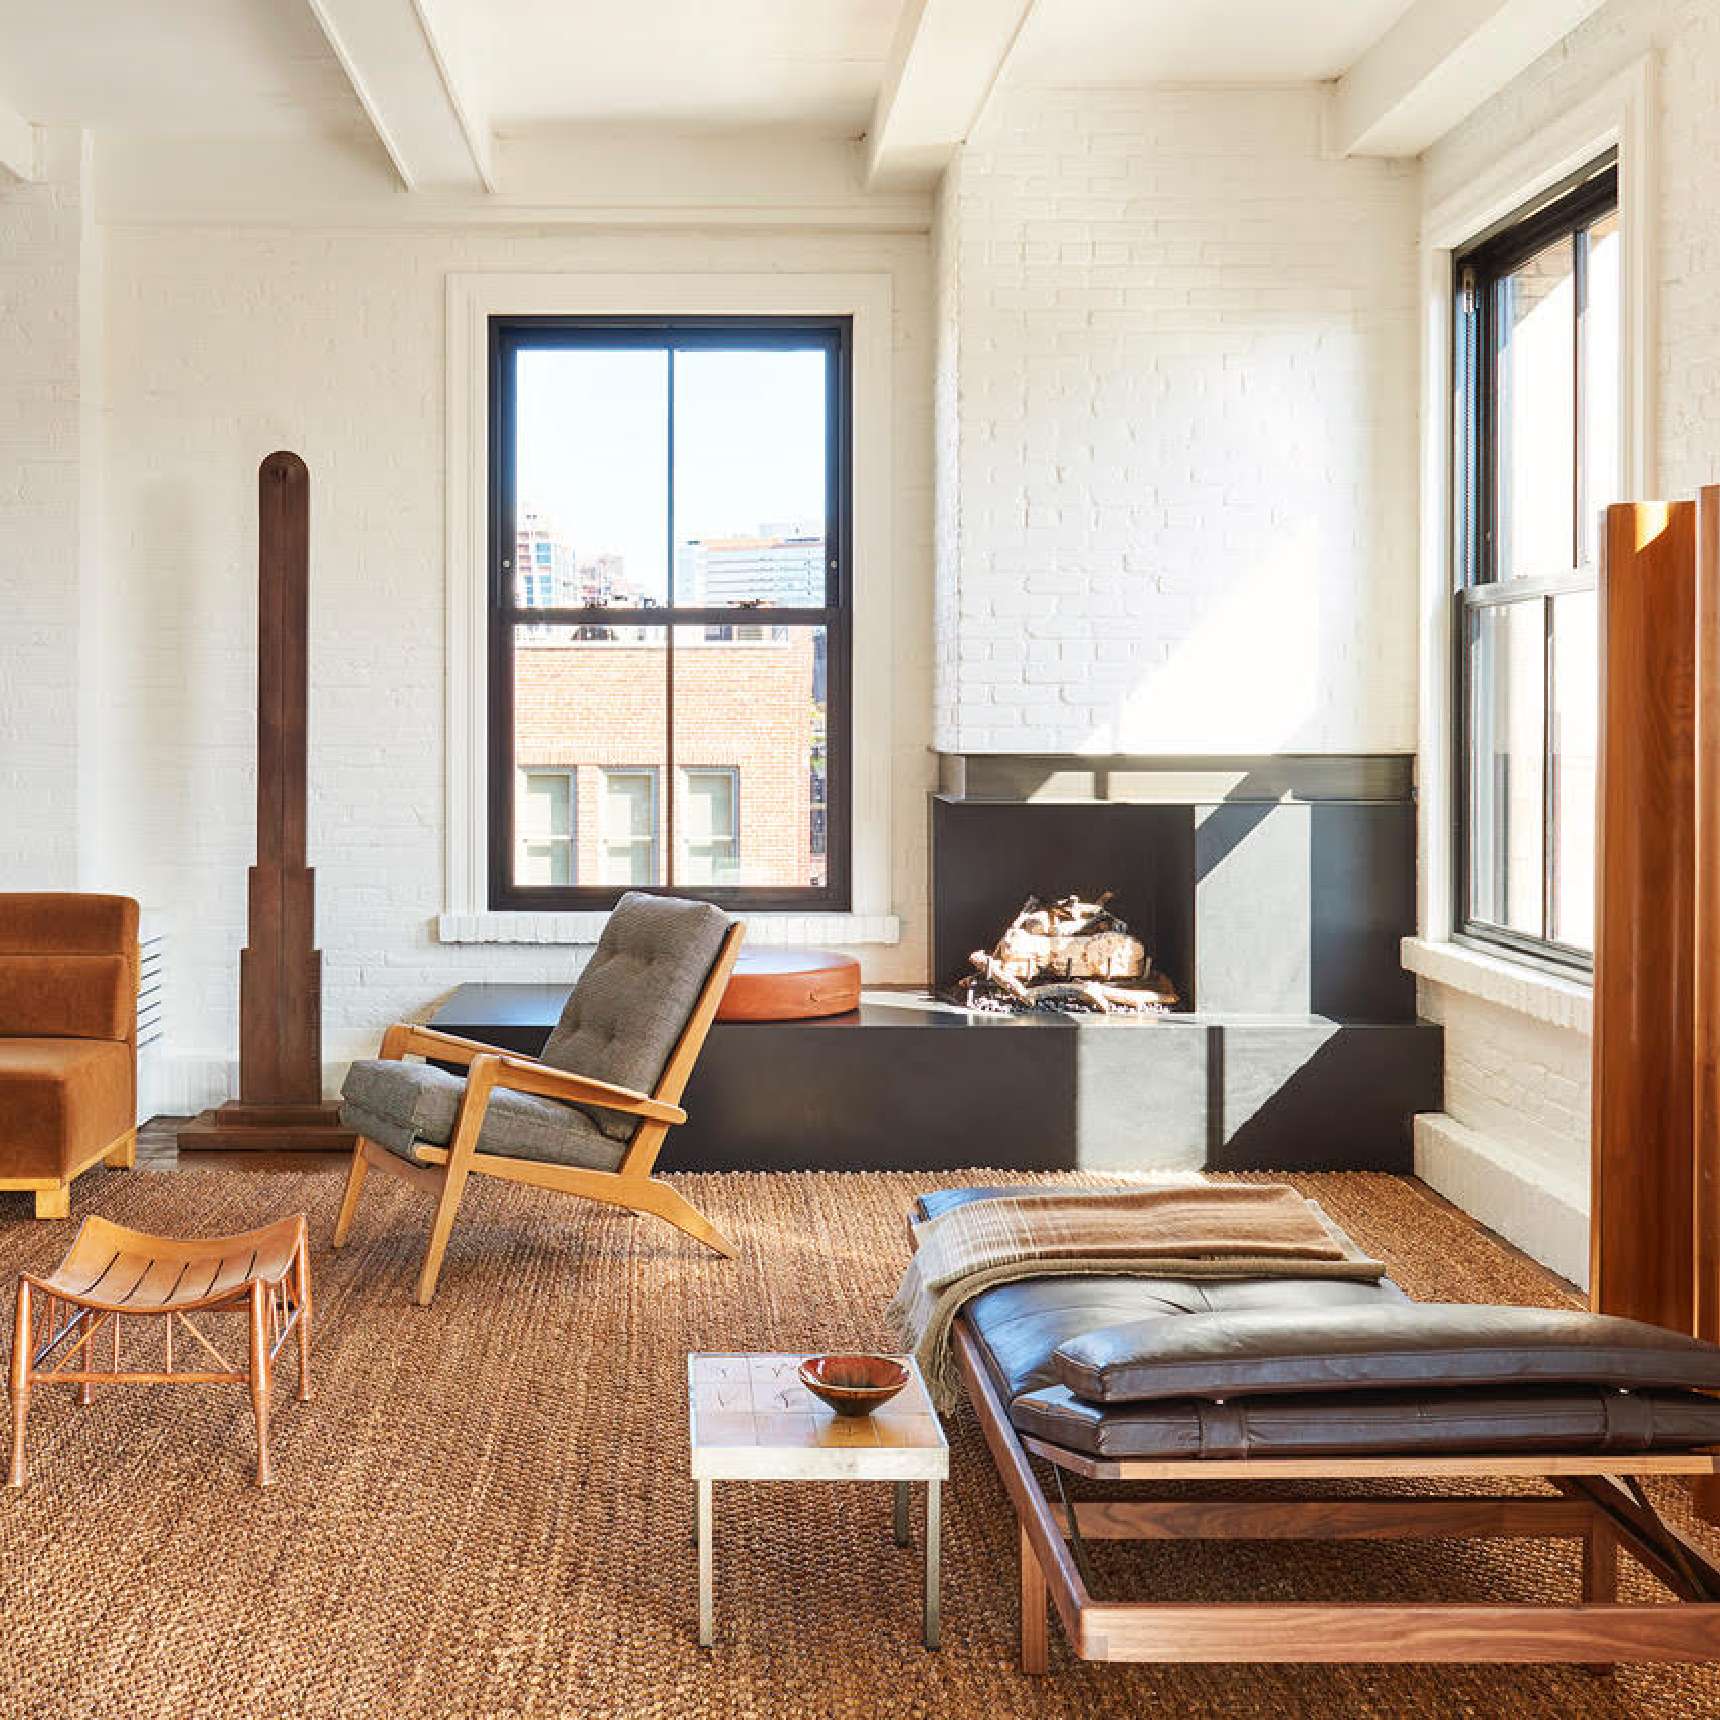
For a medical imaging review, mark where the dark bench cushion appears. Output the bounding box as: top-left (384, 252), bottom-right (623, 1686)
top-left (1055, 1304), bottom-right (1720, 1404)
top-left (1012, 1381), bottom-right (1720, 1460)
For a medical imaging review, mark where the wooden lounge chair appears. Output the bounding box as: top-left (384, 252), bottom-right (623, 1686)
top-left (334, 893), bottom-right (743, 1304)
top-left (913, 1188), bottom-right (1720, 1672)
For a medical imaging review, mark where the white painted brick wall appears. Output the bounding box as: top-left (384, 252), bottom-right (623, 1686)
top-left (1414, 0), bottom-right (1720, 1278)
top-left (95, 226), bottom-right (934, 1099)
top-left (933, 85), bottom-right (1421, 755)
top-left (0, 130), bottom-right (89, 884)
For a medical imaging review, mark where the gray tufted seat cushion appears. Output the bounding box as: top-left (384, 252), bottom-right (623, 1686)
top-left (340, 1058), bottom-right (626, 1172)
top-left (539, 892), bottom-right (733, 1143)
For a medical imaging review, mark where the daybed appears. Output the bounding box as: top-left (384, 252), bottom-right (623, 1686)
top-left (912, 1187), bottom-right (1720, 1671)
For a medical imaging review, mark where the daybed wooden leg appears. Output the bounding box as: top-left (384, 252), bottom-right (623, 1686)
top-left (249, 1281), bottom-right (273, 1487)
top-left (331, 1143), bottom-right (369, 1249)
top-left (33, 1184), bottom-right (70, 1221)
top-left (103, 1129), bottom-right (136, 1170)
top-left (8, 1282), bottom-right (31, 1488)
top-left (1584, 1520), bottom-right (1619, 1603)
top-left (1020, 1522), bottom-right (1049, 1674)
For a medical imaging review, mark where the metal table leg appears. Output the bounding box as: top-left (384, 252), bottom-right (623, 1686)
top-left (894, 1480), bottom-right (911, 1547)
top-left (697, 1477), bottom-right (714, 1648)
top-left (925, 1479), bottom-right (942, 1650)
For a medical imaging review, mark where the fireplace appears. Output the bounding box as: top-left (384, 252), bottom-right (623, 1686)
top-left (930, 753), bottom-right (1420, 1022)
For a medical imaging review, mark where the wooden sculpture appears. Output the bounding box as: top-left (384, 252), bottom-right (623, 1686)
top-left (180, 454), bottom-right (355, 1151)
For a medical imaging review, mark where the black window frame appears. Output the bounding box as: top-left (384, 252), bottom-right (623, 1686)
top-left (1452, 156), bottom-right (1617, 974)
top-left (487, 313), bottom-right (853, 912)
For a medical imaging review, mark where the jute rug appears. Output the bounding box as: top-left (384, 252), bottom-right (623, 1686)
top-left (0, 1165), bottom-right (1714, 1719)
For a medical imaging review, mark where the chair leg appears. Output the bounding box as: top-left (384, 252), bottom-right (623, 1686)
top-left (8, 1282), bottom-right (31, 1488)
top-left (249, 1282), bottom-right (273, 1487)
top-left (331, 1143), bottom-right (369, 1249)
top-left (415, 1159), bottom-right (474, 1307)
top-left (33, 1184), bottom-right (70, 1221)
top-left (104, 1130), bottom-right (137, 1170)
top-left (638, 1181), bottom-right (737, 1259)
top-left (293, 1239), bottom-right (313, 1404)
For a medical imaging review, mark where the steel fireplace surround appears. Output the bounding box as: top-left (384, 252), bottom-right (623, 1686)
top-left (429, 755), bottom-right (1439, 1176)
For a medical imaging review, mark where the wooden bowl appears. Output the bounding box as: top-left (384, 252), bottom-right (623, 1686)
top-left (799, 1354), bottom-right (910, 1417)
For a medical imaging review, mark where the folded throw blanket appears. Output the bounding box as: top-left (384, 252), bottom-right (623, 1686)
top-left (888, 1186), bottom-right (1387, 1410)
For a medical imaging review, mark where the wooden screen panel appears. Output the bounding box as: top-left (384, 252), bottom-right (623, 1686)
top-left (1697, 486), bottom-right (1720, 1347)
top-left (1591, 500), bottom-right (1697, 1330)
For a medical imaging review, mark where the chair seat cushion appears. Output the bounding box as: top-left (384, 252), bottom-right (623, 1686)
top-left (1010, 1381), bottom-right (1720, 1460)
top-left (0, 1038), bottom-right (133, 1180)
top-left (340, 1059), bottom-right (625, 1173)
top-left (1054, 1304), bottom-right (1720, 1404)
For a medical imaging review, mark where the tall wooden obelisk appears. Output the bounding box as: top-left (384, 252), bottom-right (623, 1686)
top-left (180, 453), bottom-right (355, 1150)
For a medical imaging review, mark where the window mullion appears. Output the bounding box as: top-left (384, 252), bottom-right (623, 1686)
top-left (664, 345), bottom-right (677, 889)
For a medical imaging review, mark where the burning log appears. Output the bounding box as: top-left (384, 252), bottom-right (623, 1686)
top-left (947, 894), bottom-right (1178, 1016)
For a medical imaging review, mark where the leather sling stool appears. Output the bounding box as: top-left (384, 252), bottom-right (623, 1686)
top-left (8, 1213), bottom-right (311, 1488)
top-left (916, 1186), bottom-right (1720, 1673)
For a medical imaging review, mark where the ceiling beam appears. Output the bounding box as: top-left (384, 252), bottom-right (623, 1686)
top-left (865, 0), bottom-right (1038, 189)
top-left (1332, 0), bottom-right (1612, 158)
top-left (304, 0), bottom-right (493, 191)
top-left (0, 89), bottom-right (38, 181)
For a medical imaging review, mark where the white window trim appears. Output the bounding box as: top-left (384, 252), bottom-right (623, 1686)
top-left (441, 270), bottom-right (898, 946)
top-left (1412, 55), bottom-right (1654, 1010)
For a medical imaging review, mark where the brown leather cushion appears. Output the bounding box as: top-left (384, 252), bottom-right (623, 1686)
top-left (716, 947), bottom-right (861, 1021)
top-left (1012, 1381), bottom-right (1720, 1459)
top-left (0, 1039), bottom-right (133, 1179)
top-left (1053, 1305), bottom-right (1720, 1403)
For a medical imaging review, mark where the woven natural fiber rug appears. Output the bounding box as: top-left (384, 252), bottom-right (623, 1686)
top-left (1, 1165), bottom-right (1715, 1719)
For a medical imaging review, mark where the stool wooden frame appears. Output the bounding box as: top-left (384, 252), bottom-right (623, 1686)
top-left (333, 922), bottom-right (745, 1306)
top-left (9, 1213), bottom-right (311, 1488)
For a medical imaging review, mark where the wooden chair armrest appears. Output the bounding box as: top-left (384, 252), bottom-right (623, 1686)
top-left (491, 1056), bottom-right (687, 1126)
top-left (379, 1023), bottom-right (503, 1066)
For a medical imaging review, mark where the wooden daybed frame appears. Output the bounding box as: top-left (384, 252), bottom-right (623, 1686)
top-left (952, 1322), bottom-right (1720, 1669)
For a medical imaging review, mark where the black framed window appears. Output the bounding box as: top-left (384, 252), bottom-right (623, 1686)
top-left (488, 315), bottom-right (852, 910)
top-left (1453, 157), bottom-right (1618, 969)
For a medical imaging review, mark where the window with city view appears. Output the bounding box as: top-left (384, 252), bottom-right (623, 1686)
top-left (1453, 157), bottom-right (1617, 969)
top-left (488, 317), bottom-right (850, 910)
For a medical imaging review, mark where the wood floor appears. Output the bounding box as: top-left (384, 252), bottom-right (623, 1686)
top-left (137, 1116), bottom-right (348, 1175)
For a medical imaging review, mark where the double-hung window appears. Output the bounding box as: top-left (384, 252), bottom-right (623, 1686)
top-left (488, 316), bottom-right (851, 910)
top-left (1453, 156), bottom-right (1619, 969)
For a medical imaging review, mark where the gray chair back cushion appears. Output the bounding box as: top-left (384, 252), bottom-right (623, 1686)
top-left (540, 892), bottom-right (733, 1142)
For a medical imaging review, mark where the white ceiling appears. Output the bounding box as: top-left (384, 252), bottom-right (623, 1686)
top-left (475, 0), bottom-right (906, 136)
top-left (0, 0), bottom-right (1427, 145)
top-left (1006, 0), bottom-right (1420, 87)
top-left (0, 0), bottom-right (368, 138)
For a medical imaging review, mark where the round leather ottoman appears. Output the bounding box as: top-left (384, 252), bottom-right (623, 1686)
top-left (716, 947), bottom-right (862, 1021)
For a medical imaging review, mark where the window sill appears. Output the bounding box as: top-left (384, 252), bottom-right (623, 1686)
top-left (1401, 936), bottom-right (1592, 1034)
top-left (438, 911), bottom-right (902, 947)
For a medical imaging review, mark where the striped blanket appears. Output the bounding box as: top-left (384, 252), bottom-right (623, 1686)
top-left (887, 1185), bottom-right (1386, 1410)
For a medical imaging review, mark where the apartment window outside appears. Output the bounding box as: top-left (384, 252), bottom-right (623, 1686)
top-left (601, 768), bottom-right (659, 887)
top-left (488, 315), bottom-right (851, 910)
top-left (516, 769), bottom-right (575, 886)
top-left (681, 768), bottom-right (740, 886)
top-left (1453, 157), bottom-right (1618, 970)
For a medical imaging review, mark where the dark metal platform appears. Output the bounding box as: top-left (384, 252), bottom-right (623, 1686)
top-left (428, 986), bottom-right (1440, 1174)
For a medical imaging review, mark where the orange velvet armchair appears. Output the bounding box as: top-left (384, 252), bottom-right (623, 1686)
top-left (0, 895), bottom-right (140, 1218)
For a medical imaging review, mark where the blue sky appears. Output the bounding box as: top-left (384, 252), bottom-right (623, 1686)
top-left (514, 346), bottom-right (827, 602)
